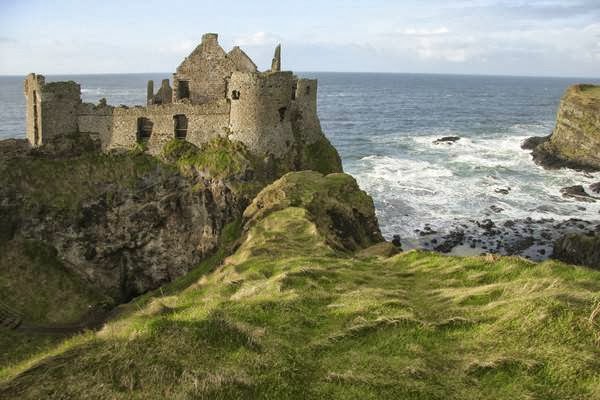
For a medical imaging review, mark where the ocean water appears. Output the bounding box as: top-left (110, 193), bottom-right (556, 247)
top-left (1, 73), bottom-right (599, 239)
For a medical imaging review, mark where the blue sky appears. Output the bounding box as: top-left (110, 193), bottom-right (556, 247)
top-left (1, 0), bottom-right (599, 77)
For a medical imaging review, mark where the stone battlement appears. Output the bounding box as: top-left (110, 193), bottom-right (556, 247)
top-left (23, 33), bottom-right (322, 158)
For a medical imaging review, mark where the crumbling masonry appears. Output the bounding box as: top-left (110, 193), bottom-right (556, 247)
top-left (24, 33), bottom-right (323, 157)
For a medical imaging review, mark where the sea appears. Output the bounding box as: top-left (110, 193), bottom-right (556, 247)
top-left (1, 73), bottom-right (600, 241)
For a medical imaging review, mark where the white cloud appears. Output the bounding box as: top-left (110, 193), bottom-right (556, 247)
top-left (233, 32), bottom-right (280, 47)
top-left (158, 39), bottom-right (196, 55)
top-left (398, 27), bottom-right (450, 36)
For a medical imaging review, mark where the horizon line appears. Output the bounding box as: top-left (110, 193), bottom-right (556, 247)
top-left (1, 71), bottom-right (600, 81)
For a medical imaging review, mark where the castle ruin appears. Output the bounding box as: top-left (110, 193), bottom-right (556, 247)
top-left (23, 33), bottom-right (323, 157)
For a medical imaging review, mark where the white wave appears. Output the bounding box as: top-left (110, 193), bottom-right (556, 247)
top-left (348, 135), bottom-right (600, 239)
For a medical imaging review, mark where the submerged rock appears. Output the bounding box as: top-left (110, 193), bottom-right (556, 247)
top-left (505, 236), bottom-right (535, 255)
top-left (407, 217), bottom-right (599, 261)
top-left (560, 185), bottom-right (596, 202)
top-left (433, 230), bottom-right (465, 253)
top-left (489, 205), bottom-right (504, 213)
top-left (433, 136), bottom-right (461, 145)
top-left (521, 135), bottom-right (549, 150)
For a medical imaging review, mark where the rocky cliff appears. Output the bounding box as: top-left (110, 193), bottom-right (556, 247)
top-left (525, 84), bottom-right (600, 170)
top-left (0, 131), bottom-right (342, 305)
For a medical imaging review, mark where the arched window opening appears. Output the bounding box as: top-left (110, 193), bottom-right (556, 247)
top-left (174, 114), bottom-right (188, 140)
top-left (291, 83), bottom-right (297, 100)
top-left (136, 117), bottom-right (153, 142)
top-left (305, 86), bottom-right (311, 95)
top-left (231, 90), bottom-right (240, 100)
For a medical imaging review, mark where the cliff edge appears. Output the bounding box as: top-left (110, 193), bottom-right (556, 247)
top-left (524, 84), bottom-right (600, 170)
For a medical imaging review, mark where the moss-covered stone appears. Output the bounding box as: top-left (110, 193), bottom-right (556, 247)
top-left (243, 171), bottom-right (383, 252)
top-left (553, 233), bottom-right (600, 269)
top-left (296, 136), bottom-right (343, 175)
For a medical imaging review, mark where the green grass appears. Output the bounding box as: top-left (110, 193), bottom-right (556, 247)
top-left (567, 84), bottom-right (600, 108)
top-left (0, 240), bottom-right (110, 324)
top-left (0, 239), bottom-right (112, 382)
top-left (2, 177), bottom-right (600, 398)
top-left (162, 137), bottom-right (257, 179)
top-left (578, 84), bottom-right (600, 99)
top-left (0, 151), bottom-right (173, 212)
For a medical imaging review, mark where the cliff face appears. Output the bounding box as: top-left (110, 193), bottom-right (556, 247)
top-left (528, 84), bottom-right (600, 170)
top-left (0, 132), bottom-right (342, 304)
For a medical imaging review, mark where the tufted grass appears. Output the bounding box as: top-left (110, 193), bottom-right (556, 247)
top-left (2, 197), bottom-right (600, 399)
top-left (0, 239), bottom-right (110, 325)
top-left (0, 150), bottom-right (173, 212)
top-left (578, 84), bottom-right (600, 99)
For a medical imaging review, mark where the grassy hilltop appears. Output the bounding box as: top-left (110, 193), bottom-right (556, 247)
top-left (2, 171), bottom-right (600, 399)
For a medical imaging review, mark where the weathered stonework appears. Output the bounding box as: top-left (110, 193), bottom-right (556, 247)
top-left (24, 74), bottom-right (81, 146)
top-left (23, 33), bottom-right (325, 160)
top-left (147, 79), bottom-right (173, 106)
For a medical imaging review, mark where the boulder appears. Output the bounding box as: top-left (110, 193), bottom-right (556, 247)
top-left (560, 185), bottom-right (596, 202)
top-left (521, 135), bottom-right (549, 150)
top-left (553, 233), bottom-right (600, 270)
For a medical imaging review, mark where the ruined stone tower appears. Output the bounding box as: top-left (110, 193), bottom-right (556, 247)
top-left (24, 74), bottom-right (81, 147)
top-left (23, 33), bottom-right (323, 158)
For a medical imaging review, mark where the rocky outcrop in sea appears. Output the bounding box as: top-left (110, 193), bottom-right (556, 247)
top-left (523, 84), bottom-right (600, 171)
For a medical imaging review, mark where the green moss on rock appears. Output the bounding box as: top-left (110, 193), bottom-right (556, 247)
top-left (298, 136), bottom-right (343, 175)
top-left (243, 171), bottom-right (383, 252)
top-left (162, 137), bottom-right (257, 179)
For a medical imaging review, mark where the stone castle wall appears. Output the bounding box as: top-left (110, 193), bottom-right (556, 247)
top-left (109, 100), bottom-right (230, 154)
top-left (24, 74), bottom-right (81, 146)
top-left (23, 74), bottom-right (44, 146)
top-left (77, 101), bottom-right (113, 147)
top-left (22, 34), bottom-right (326, 160)
top-left (290, 79), bottom-right (321, 144)
top-left (173, 33), bottom-right (257, 104)
top-left (228, 71), bottom-right (296, 156)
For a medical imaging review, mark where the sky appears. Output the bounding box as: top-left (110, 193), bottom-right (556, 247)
top-left (0, 0), bottom-right (599, 77)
